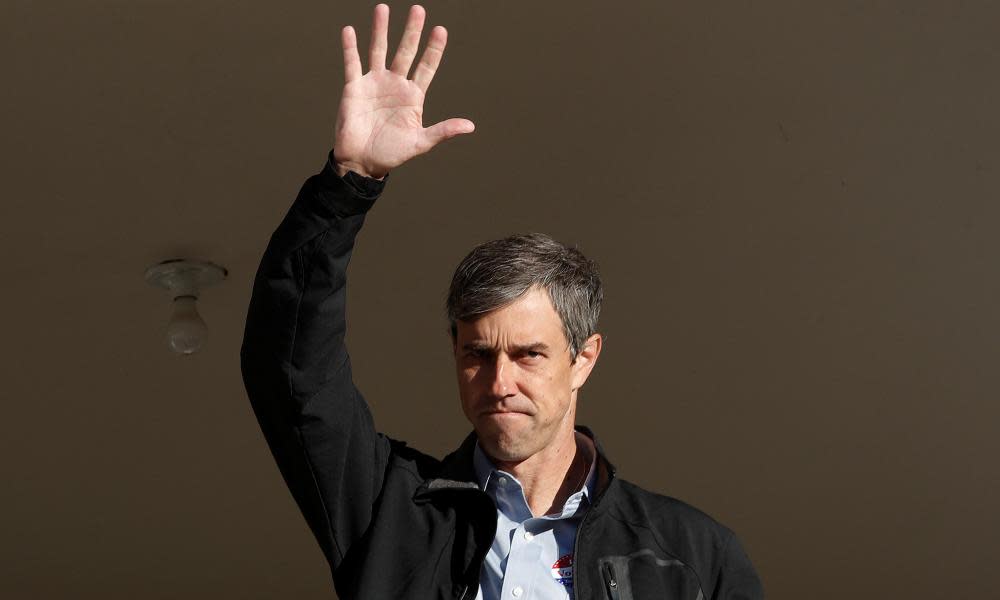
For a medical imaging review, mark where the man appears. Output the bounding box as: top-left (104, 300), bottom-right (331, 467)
top-left (241, 4), bottom-right (763, 599)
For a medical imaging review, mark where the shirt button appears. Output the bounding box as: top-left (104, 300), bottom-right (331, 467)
top-left (512, 586), bottom-right (523, 597)
top-left (498, 477), bottom-right (508, 487)
top-left (524, 531), bottom-right (534, 541)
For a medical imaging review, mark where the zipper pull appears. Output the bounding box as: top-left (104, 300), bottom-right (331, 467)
top-left (603, 562), bottom-right (620, 600)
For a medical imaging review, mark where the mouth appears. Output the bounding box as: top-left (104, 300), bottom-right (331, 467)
top-left (481, 408), bottom-right (530, 418)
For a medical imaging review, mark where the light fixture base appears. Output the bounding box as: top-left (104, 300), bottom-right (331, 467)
top-left (145, 259), bottom-right (228, 298)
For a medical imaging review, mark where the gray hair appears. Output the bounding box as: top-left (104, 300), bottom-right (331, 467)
top-left (446, 233), bottom-right (603, 360)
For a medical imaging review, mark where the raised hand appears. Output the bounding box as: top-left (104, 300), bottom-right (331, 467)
top-left (333, 4), bottom-right (475, 179)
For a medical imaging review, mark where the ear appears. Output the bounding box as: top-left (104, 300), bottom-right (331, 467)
top-left (570, 333), bottom-right (603, 391)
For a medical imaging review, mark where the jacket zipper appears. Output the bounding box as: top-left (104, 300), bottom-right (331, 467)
top-left (572, 458), bottom-right (616, 599)
top-left (603, 562), bottom-right (620, 600)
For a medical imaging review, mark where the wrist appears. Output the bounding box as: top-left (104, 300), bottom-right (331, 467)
top-left (333, 158), bottom-right (386, 181)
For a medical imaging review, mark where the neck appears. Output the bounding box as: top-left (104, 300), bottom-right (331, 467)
top-left (493, 429), bottom-right (594, 517)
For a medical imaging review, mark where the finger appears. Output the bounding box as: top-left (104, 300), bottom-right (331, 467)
top-left (419, 117), bottom-right (476, 153)
top-left (389, 5), bottom-right (426, 77)
top-left (341, 26), bottom-right (362, 83)
top-left (369, 3), bottom-right (390, 71)
top-left (412, 25), bottom-right (447, 94)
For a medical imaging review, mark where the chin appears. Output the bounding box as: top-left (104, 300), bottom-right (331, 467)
top-left (475, 421), bottom-right (536, 463)
top-left (482, 439), bottom-right (528, 463)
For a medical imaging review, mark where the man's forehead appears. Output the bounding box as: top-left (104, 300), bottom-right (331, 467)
top-left (456, 321), bottom-right (558, 343)
top-left (452, 287), bottom-right (568, 348)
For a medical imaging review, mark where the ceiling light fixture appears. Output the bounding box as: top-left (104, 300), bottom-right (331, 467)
top-left (145, 259), bottom-right (227, 355)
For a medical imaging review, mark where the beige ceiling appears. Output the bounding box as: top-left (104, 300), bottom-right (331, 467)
top-left (3, 1), bottom-right (998, 598)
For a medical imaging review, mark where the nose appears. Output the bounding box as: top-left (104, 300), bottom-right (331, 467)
top-left (489, 356), bottom-right (515, 399)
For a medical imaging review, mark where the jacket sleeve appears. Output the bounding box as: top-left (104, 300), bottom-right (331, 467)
top-left (240, 152), bottom-right (392, 571)
top-left (712, 531), bottom-right (765, 600)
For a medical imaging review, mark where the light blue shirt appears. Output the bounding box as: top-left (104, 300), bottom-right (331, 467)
top-left (473, 434), bottom-right (597, 600)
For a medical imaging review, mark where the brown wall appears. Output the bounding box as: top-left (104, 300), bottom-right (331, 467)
top-left (2, 1), bottom-right (998, 598)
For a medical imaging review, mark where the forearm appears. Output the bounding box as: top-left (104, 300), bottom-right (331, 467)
top-left (241, 152), bottom-right (382, 402)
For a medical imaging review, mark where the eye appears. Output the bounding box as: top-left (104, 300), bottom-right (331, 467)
top-left (520, 350), bottom-right (544, 362)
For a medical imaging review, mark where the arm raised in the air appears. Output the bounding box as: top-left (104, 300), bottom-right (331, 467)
top-left (240, 3), bottom-right (473, 570)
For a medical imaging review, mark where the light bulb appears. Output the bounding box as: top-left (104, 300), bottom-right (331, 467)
top-left (146, 259), bottom-right (226, 355)
top-left (167, 295), bottom-right (208, 355)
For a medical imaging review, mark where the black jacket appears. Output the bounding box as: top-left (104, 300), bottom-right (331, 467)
top-left (240, 154), bottom-right (765, 600)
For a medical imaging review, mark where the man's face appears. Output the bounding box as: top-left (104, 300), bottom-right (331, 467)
top-left (453, 286), bottom-right (601, 464)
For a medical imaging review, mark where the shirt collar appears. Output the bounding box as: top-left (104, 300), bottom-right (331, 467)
top-left (472, 440), bottom-right (495, 491)
top-left (473, 432), bottom-right (597, 511)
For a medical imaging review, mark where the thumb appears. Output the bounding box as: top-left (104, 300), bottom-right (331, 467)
top-left (420, 118), bottom-right (475, 153)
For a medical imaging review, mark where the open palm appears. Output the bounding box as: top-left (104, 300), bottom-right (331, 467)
top-left (333, 4), bottom-right (475, 179)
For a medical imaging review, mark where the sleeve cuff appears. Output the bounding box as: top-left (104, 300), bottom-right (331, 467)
top-left (300, 150), bottom-right (390, 218)
top-left (325, 150), bottom-right (389, 198)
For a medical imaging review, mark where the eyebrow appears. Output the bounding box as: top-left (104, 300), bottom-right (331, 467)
top-left (461, 342), bottom-right (552, 354)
